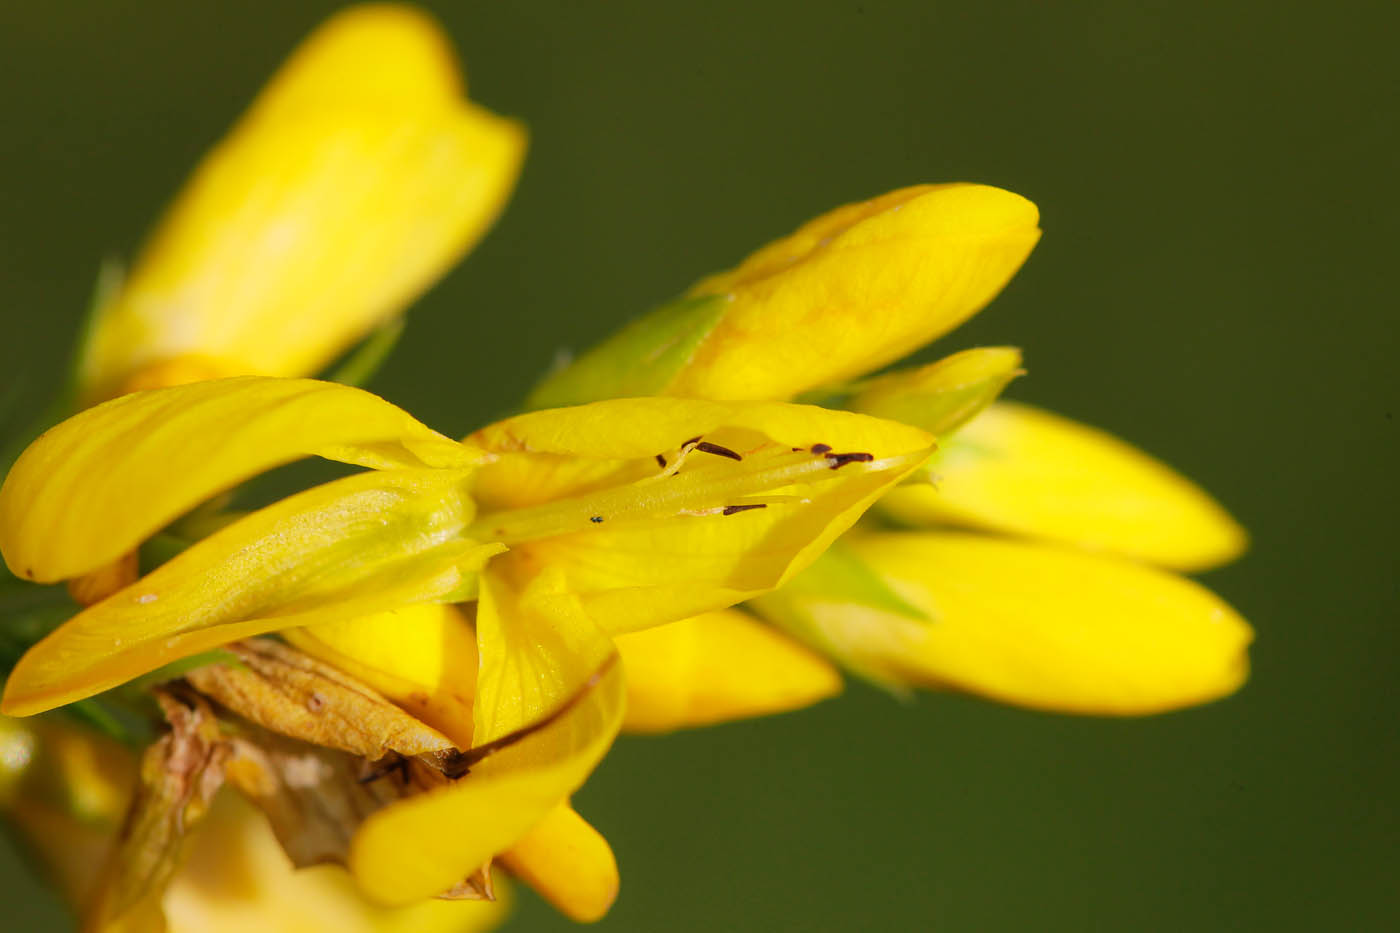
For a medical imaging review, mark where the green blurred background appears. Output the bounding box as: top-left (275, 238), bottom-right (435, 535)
top-left (2, 1), bottom-right (1396, 929)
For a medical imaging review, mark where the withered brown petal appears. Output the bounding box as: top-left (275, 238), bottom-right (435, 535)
top-left (224, 722), bottom-right (493, 900)
top-left (83, 688), bottom-right (230, 933)
top-left (185, 638), bottom-right (459, 762)
top-left (223, 727), bottom-right (399, 870)
top-left (436, 867), bottom-right (496, 902)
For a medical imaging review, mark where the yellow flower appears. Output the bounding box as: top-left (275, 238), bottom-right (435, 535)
top-left (526, 185), bottom-right (1253, 724)
top-left (0, 375), bottom-right (932, 916)
top-left (75, 4), bottom-right (525, 404)
top-left (0, 4), bottom-right (1254, 924)
top-left (4, 9), bottom-right (939, 922)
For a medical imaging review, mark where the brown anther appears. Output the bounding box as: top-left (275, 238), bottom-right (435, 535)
top-left (438, 749), bottom-right (472, 780)
top-left (722, 504), bottom-right (768, 516)
top-left (696, 441), bottom-right (742, 461)
top-left (825, 451), bottom-right (874, 469)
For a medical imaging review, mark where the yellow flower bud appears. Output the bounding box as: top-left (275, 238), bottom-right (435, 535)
top-left (752, 533), bottom-right (1252, 715)
top-left (880, 401), bottom-right (1248, 570)
top-left (77, 5), bottom-right (526, 403)
top-left (528, 184), bottom-right (1039, 407)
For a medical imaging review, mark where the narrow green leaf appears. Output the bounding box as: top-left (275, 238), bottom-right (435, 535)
top-left (772, 541), bottom-right (929, 621)
top-left (746, 541), bottom-right (928, 697)
top-left (59, 698), bottom-right (145, 746)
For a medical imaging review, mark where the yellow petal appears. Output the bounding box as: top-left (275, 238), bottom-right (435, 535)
top-left (183, 639), bottom-right (459, 761)
top-left (468, 398), bottom-right (934, 634)
top-left (237, 5), bottom-right (463, 120)
top-left (284, 603), bottom-right (480, 749)
top-left (471, 571), bottom-right (616, 743)
top-left (164, 791), bottom-right (510, 933)
top-left (0, 377), bottom-right (478, 583)
top-left (847, 346), bottom-right (1023, 436)
top-left (617, 609), bottom-right (841, 732)
top-left (471, 397), bottom-right (930, 495)
top-left (499, 803), bottom-right (618, 923)
top-left (77, 6), bottom-right (525, 401)
top-left (668, 184), bottom-right (1039, 400)
top-left (879, 401), bottom-right (1247, 570)
top-left (754, 531), bottom-right (1252, 715)
top-left (349, 572), bottom-right (623, 905)
top-left (2, 468), bottom-right (498, 717)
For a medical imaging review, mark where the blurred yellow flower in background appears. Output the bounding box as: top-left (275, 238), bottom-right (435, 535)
top-left (76, 4), bottom-right (524, 405)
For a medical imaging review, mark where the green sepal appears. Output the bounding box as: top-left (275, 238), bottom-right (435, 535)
top-left (73, 257), bottom-right (127, 389)
top-left (746, 541), bottom-right (929, 698)
top-left (848, 346), bottom-right (1023, 437)
top-left (773, 540), bottom-right (928, 621)
top-left (523, 294), bottom-right (728, 410)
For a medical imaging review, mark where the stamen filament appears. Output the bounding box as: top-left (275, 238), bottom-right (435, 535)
top-left (468, 448), bottom-right (925, 546)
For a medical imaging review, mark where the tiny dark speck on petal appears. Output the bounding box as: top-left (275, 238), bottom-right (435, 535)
top-left (590, 515), bottom-right (605, 523)
top-left (810, 443), bottom-right (832, 454)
